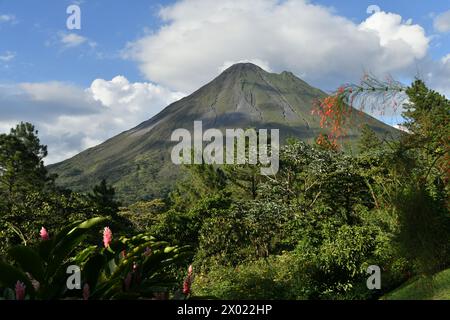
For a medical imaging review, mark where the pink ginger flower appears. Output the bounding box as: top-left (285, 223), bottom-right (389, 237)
top-left (183, 265), bottom-right (194, 295)
top-left (183, 277), bottom-right (191, 295)
top-left (103, 227), bottom-right (112, 248)
top-left (15, 281), bottom-right (26, 300)
top-left (40, 227), bottom-right (49, 241)
top-left (83, 283), bottom-right (90, 300)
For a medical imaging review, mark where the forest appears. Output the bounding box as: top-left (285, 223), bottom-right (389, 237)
top-left (0, 79), bottom-right (449, 300)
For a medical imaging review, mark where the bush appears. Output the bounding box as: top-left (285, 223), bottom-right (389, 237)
top-left (192, 252), bottom-right (311, 300)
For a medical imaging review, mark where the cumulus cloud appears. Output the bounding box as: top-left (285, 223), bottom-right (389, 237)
top-left (0, 78), bottom-right (185, 164)
top-left (359, 12), bottom-right (428, 59)
top-left (124, 0), bottom-right (430, 93)
top-left (433, 10), bottom-right (450, 33)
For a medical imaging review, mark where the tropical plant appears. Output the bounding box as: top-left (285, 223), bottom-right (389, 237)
top-left (0, 217), bottom-right (192, 300)
top-left (0, 217), bottom-right (106, 299)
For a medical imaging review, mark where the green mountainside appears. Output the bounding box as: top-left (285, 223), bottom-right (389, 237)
top-left (48, 63), bottom-right (397, 202)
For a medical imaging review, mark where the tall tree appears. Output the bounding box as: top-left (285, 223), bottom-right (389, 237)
top-left (0, 122), bottom-right (49, 214)
top-left (88, 179), bottom-right (120, 217)
top-left (0, 122), bottom-right (56, 253)
top-left (358, 125), bottom-right (381, 153)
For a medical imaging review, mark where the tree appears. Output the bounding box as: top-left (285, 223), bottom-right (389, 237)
top-left (358, 125), bottom-right (381, 153)
top-left (10, 122), bottom-right (48, 161)
top-left (403, 80), bottom-right (449, 146)
top-left (0, 123), bottom-right (56, 253)
top-left (331, 77), bottom-right (450, 276)
top-left (0, 123), bottom-right (49, 214)
top-left (391, 80), bottom-right (450, 275)
top-left (88, 179), bottom-right (120, 217)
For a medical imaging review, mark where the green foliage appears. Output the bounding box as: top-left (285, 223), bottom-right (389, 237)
top-left (382, 268), bottom-right (450, 300)
top-left (0, 122), bottom-right (50, 215)
top-left (393, 185), bottom-right (450, 275)
top-left (119, 199), bottom-right (167, 232)
top-left (403, 79), bottom-right (449, 148)
top-left (150, 192), bottom-right (233, 247)
top-left (170, 164), bottom-right (228, 211)
top-left (0, 123), bottom-right (73, 254)
top-left (88, 179), bottom-right (121, 217)
top-left (192, 253), bottom-right (311, 300)
top-left (0, 217), bottom-right (106, 299)
top-left (389, 80), bottom-right (450, 275)
top-left (195, 200), bottom-right (292, 269)
top-left (0, 218), bottom-right (191, 300)
top-left (76, 233), bottom-right (191, 300)
top-left (1, 79), bottom-right (449, 300)
top-left (358, 124), bottom-right (382, 153)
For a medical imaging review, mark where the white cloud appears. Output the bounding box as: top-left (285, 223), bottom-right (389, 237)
top-left (0, 51), bottom-right (15, 62)
top-left (88, 75), bottom-right (184, 112)
top-left (59, 32), bottom-right (96, 49)
top-left (0, 77), bottom-right (185, 164)
top-left (424, 54), bottom-right (450, 97)
top-left (442, 54), bottom-right (450, 64)
top-left (124, 0), bottom-right (430, 93)
top-left (433, 10), bottom-right (450, 33)
top-left (359, 12), bottom-right (428, 59)
top-left (60, 32), bottom-right (87, 47)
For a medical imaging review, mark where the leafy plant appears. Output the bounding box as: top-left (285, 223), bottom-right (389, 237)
top-left (0, 217), bottom-right (106, 299)
top-left (0, 217), bottom-right (192, 300)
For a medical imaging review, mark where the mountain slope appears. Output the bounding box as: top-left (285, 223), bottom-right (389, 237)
top-left (48, 63), bottom-right (397, 202)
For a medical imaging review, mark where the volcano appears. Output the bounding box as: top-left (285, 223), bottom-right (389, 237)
top-left (48, 63), bottom-right (397, 202)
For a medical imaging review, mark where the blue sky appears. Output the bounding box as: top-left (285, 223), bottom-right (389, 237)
top-left (1, 0), bottom-right (449, 86)
top-left (0, 0), bottom-right (449, 163)
top-left (0, 0), bottom-right (172, 85)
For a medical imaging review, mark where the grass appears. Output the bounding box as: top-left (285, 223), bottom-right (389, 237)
top-left (382, 269), bottom-right (450, 300)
